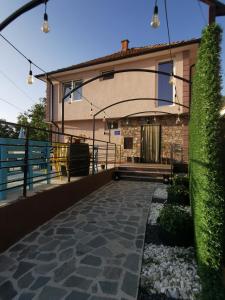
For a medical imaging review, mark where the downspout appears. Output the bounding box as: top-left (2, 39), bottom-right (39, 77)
top-left (189, 64), bottom-right (195, 107)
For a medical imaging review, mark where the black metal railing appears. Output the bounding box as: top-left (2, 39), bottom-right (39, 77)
top-left (0, 120), bottom-right (121, 201)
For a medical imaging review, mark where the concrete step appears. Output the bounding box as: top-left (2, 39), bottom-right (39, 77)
top-left (119, 174), bottom-right (164, 183)
top-left (117, 170), bottom-right (171, 177)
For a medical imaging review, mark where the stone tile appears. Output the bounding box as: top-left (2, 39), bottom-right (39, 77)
top-left (30, 276), bottom-right (50, 290)
top-left (18, 245), bottom-right (38, 260)
top-left (36, 253), bottom-right (56, 262)
top-left (76, 266), bottom-right (102, 278)
top-left (56, 228), bottom-right (74, 235)
top-left (38, 286), bottom-right (67, 300)
top-left (23, 232), bottom-right (39, 243)
top-left (39, 239), bottom-right (60, 252)
top-left (99, 281), bottom-right (118, 295)
top-left (35, 262), bottom-right (57, 275)
top-left (18, 272), bottom-right (35, 289)
top-left (13, 262), bottom-right (35, 279)
top-left (76, 243), bottom-right (93, 256)
top-left (59, 239), bottom-right (76, 251)
top-left (123, 253), bottom-right (140, 272)
top-left (59, 248), bottom-right (74, 261)
top-left (92, 247), bottom-right (113, 258)
top-left (0, 255), bottom-right (16, 272)
top-left (65, 290), bottom-right (91, 300)
top-left (53, 258), bottom-right (76, 282)
top-left (90, 296), bottom-right (117, 300)
top-left (18, 292), bottom-right (35, 300)
top-left (121, 271), bottom-right (138, 298)
top-left (87, 236), bottom-right (107, 248)
top-left (103, 266), bottom-right (123, 280)
top-left (0, 280), bottom-right (17, 299)
top-left (9, 243), bottom-right (27, 253)
top-left (63, 275), bottom-right (92, 290)
top-left (80, 255), bottom-right (102, 267)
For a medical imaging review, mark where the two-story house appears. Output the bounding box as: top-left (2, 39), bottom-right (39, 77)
top-left (36, 38), bottom-right (200, 164)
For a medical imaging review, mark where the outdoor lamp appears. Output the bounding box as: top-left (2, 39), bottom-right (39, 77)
top-left (41, 2), bottom-right (50, 33)
top-left (126, 119), bottom-right (129, 125)
top-left (102, 115), bottom-right (106, 122)
top-left (27, 61), bottom-right (34, 85)
top-left (153, 115), bottom-right (157, 123)
top-left (90, 106), bottom-right (93, 117)
top-left (68, 98), bottom-right (72, 104)
top-left (169, 73), bottom-right (175, 85)
top-left (151, 3), bottom-right (160, 28)
top-left (176, 114), bottom-right (181, 125)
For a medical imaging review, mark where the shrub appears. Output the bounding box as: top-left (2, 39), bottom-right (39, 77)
top-left (157, 204), bottom-right (194, 246)
top-left (167, 183), bottom-right (189, 206)
top-left (172, 174), bottom-right (189, 188)
top-left (189, 24), bottom-right (225, 298)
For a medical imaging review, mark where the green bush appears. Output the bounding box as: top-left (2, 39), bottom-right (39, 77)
top-left (172, 174), bottom-right (189, 188)
top-left (189, 24), bottom-right (225, 298)
top-left (157, 204), bottom-right (194, 246)
top-left (167, 183), bottom-right (189, 206)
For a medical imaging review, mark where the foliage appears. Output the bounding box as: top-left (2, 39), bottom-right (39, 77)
top-left (0, 119), bottom-right (18, 138)
top-left (167, 175), bottom-right (189, 205)
top-left (17, 98), bottom-right (49, 141)
top-left (157, 204), bottom-right (193, 246)
top-left (172, 174), bottom-right (189, 188)
top-left (189, 24), bottom-right (225, 298)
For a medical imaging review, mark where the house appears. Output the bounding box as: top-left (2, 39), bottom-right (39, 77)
top-left (36, 38), bottom-right (200, 164)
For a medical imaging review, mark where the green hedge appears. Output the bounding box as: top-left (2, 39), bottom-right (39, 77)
top-left (189, 24), bottom-right (225, 299)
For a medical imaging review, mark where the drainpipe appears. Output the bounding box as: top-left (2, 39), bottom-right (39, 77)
top-left (189, 64), bottom-right (195, 107)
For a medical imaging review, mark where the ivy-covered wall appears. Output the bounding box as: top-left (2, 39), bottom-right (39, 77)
top-left (189, 24), bottom-right (225, 299)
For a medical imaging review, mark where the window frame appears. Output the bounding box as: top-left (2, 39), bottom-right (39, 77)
top-left (100, 70), bottom-right (114, 81)
top-left (124, 137), bottom-right (133, 150)
top-left (63, 80), bottom-right (83, 103)
top-left (156, 59), bottom-right (175, 107)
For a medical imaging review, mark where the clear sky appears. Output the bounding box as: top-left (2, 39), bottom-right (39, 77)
top-left (1, 0), bottom-right (225, 122)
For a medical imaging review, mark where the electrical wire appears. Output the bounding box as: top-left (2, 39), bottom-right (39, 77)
top-left (197, 0), bottom-right (207, 25)
top-left (0, 97), bottom-right (26, 112)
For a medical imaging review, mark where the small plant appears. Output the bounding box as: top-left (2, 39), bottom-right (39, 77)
top-left (157, 204), bottom-right (194, 246)
top-left (172, 174), bottom-right (189, 188)
top-left (167, 183), bottom-right (189, 206)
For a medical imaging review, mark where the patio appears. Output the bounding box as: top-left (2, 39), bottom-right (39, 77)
top-left (0, 180), bottom-right (157, 300)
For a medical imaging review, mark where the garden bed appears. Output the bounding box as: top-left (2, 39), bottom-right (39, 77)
top-left (138, 184), bottom-right (201, 300)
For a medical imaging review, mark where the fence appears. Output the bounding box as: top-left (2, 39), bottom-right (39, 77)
top-left (0, 121), bottom-right (121, 201)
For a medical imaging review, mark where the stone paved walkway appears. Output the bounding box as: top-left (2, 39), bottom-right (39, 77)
top-left (0, 181), bottom-right (156, 300)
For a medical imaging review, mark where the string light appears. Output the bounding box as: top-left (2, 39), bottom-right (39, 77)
top-left (27, 60), bottom-right (34, 85)
top-left (169, 73), bottom-right (175, 85)
top-left (41, 1), bottom-right (50, 33)
top-left (176, 114), bottom-right (181, 125)
top-left (102, 114), bottom-right (106, 122)
top-left (153, 113), bottom-right (157, 122)
top-left (151, 1), bottom-right (160, 28)
top-left (90, 103), bottom-right (93, 117)
top-left (126, 118), bottom-right (129, 125)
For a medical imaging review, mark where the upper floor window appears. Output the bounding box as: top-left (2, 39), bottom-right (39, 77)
top-left (107, 120), bottom-right (118, 129)
top-left (101, 70), bottom-right (114, 81)
top-left (158, 61), bottom-right (173, 106)
top-left (63, 80), bottom-right (83, 102)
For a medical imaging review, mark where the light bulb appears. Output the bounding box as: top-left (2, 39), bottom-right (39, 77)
top-left (151, 5), bottom-right (160, 28)
top-left (41, 13), bottom-right (50, 33)
top-left (102, 116), bottom-right (106, 122)
top-left (126, 119), bottom-right (129, 125)
top-left (176, 115), bottom-right (181, 125)
top-left (90, 107), bottom-right (93, 117)
top-left (68, 98), bottom-right (72, 104)
top-left (169, 75), bottom-right (175, 85)
top-left (154, 115), bottom-right (157, 122)
top-left (27, 70), bottom-right (34, 85)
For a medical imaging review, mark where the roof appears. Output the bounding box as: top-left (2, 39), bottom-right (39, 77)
top-left (36, 38), bottom-right (200, 78)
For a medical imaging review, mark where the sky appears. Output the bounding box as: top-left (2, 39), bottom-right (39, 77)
top-left (0, 0), bottom-right (225, 122)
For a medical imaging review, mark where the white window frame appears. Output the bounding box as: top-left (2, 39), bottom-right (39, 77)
top-left (100, 70), bottom-right (114, 81)
top-left (63, 80), bottom-right (83, 103)
top-left (156, 59), bottom-right (175, 107)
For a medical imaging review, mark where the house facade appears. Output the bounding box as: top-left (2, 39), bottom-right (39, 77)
top-left (37, 39), bottom-right (200, 164)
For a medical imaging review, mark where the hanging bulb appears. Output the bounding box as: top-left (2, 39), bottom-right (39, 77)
top-left (90, 105), bottom-right (93, 117)
top-left (102, 115), bottom-right (106, 122)
top-left (27, 62), bottom-right (34, 85)
top-left (111, 123), bottom-right (113, 129)
top-left (126, 119), bottom-right (129, 125)
top-left (176, 114), bottom-right (181, 125)
top-left (68, 98), bottom-right (72, 104)
top-left (169, 74), bottom-right (175, 85)
top-left (151, 4), bottom-right (160, 28)
top-left (41, 2), bottom-right (50, 33)
top-left (153, 115), bottom-right (157, 123)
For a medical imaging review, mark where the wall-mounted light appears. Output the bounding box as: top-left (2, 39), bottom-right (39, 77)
top-left (27, 60), bottom-right (34, 84)
top-left (151, 1), bottom-right (160, 28)
top-left (41, 1), bottom-right (50, 33)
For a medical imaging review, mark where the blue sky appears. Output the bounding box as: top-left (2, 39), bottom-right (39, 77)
top-left (1, 0), bottom-right (225, 122)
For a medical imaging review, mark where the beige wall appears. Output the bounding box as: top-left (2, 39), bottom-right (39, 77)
top-left (47, 43), bottom-right (198, 125)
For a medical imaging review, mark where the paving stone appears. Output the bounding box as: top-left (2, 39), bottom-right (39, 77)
top-left (36, 252), bottom-right (56, 261)
top-left (0, 275), bottom-right (6, 285)
top-left (59, 248), bottom-right (74, 261)
top-left (76, 266), bottom-right (102, 278)
top-left (92, 283), bottom-right (98, 293)
top-left (121, 271), bottom-right (138, 298)
top-left (103, 266), bottom-right (122, 280)
top-left (92, 247), bottom-right (113, 257)
top-left (80, 255), bottom-right (102, 266)
top-left (56, 228), bottom-right (74, 235)
top-left (30, 276), bottom-right (50, 290)
top-left (118, 239), bottom-right (134, 249)
top-left (123, 253), bottom-right (140, 272)
top-left (87, 235), bottom-right (107, 248)
top-left (9, 243), bottom-right (27, 252)
top-left (35, 262), bottom-right (57, 275)
top-left (0, 280), bottom-right (17, 299)
top-left (18, 245), bottom-right (38, 260)
top-left (76, 243), bottom-right (92, 256)
top-left (39, 239), bottom-right (60, 251)
top-left (124, 226), bottom-right (137, 234)
top-left (38, 236), bottom-right (51, 245)
top-left (136, 239), bottom-right (143, 249)
top-left (90, 296), bottom-right (117, 300)
top-left (23, 232), bottom-right (39, 243)
top-left (43, 229), bottom-right (54, 236)
top-left (53, 258), bottom-right (76, 282)
top-left (99, 281), bottom-right (118, 295)
top-left (63, 275), bottom-right (92, 290)
top-left (59, 239), bottom-right (76, 250)
top-left (83, 224), bottom-right (98, 232)
top-left (18, 272), bottom-right (35, 289)
top-left (18, 292), bottom-right (35, 300)
top-left (65, 290), bottom-right (91, 300)
top-left (13, 262), bottom-right (35, 279)
top-left (38, 286), bottom-right (67, 300)
top-left (0, 255), bottom-right (16, 272)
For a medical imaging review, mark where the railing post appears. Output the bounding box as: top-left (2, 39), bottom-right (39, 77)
top-left (120, 145), bottom-right (122, 165)
top-left (67, 136), bottom-right (72, 183)
top-left (106, 142), bottom-right (108, 170)
top-left (23, 126), bottom-right (29, 198)
top-left (114, 144), bottom-right (116, 168)
top-left (92, 116), bottom-right (96, 175)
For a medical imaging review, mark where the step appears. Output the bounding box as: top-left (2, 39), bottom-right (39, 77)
top-left (119, 174), bottom-right (164, 183)
top-left (118, 166), bottom-right (171, 172)
top-left (117, 170), bottom-right (171, 177)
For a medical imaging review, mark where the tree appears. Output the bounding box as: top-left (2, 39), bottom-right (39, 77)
top-left (0, 119), bottom-right (17, 138)
top-left (17, 98), bottom-right (49, 140)
top-left (189, 24), bottom-right (225, 299)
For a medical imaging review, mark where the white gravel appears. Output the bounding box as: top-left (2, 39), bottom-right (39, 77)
top-left (141, 184), bottom-right (201, 299)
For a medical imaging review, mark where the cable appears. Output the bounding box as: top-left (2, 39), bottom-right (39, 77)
top-left (0, 69), bottom-right (36, 104)
top-left (197, 0), bottom-right (207, 25)
top-left (0, 97), bottom-right (25, 112)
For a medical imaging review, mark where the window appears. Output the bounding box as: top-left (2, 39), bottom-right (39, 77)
top-left (124, 137), bottom-right (133, 149)
top-left (101, 70), bottom-right (114, 81)
top-left (107, 121), bottom-right (118, 129)
top-left (63, 80), bottom-right (83, 102)
top-left (158, 61), bottom-right (173, 106)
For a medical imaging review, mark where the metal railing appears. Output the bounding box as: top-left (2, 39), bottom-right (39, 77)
top-left (0, 120), bottom-right (121, 201)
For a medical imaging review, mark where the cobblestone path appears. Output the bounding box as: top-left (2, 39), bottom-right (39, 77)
top-left (0, 181), bottom-right (156, 300)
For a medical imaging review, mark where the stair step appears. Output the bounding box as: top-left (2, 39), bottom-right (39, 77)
top-left (117, 170), bottom-right (170, 176)
top-left (118, 166), bottom-right (171, 172)
top-left (119, 174), bottom-right (164, 183)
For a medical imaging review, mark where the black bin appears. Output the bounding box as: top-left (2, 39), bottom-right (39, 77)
top-left (69, 143), bottom-right (90, 176)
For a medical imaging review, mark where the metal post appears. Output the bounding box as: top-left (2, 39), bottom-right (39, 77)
top-left (114, 144), bottom-right (117, 168)
top-left (120, 145), bottom-right (122, 165)
top-left (67, 136), bottom-right (72, 183)
top-left (109, 127), bottom-right (111, 143)
top-left (62, 97), bottom-right (64, 134)
top-left (92, 115), bottom-right (96, 175)
top-left (23, 126), bottom-right (30, 198)
top-left (106, 142), bottom-right (108, 170)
